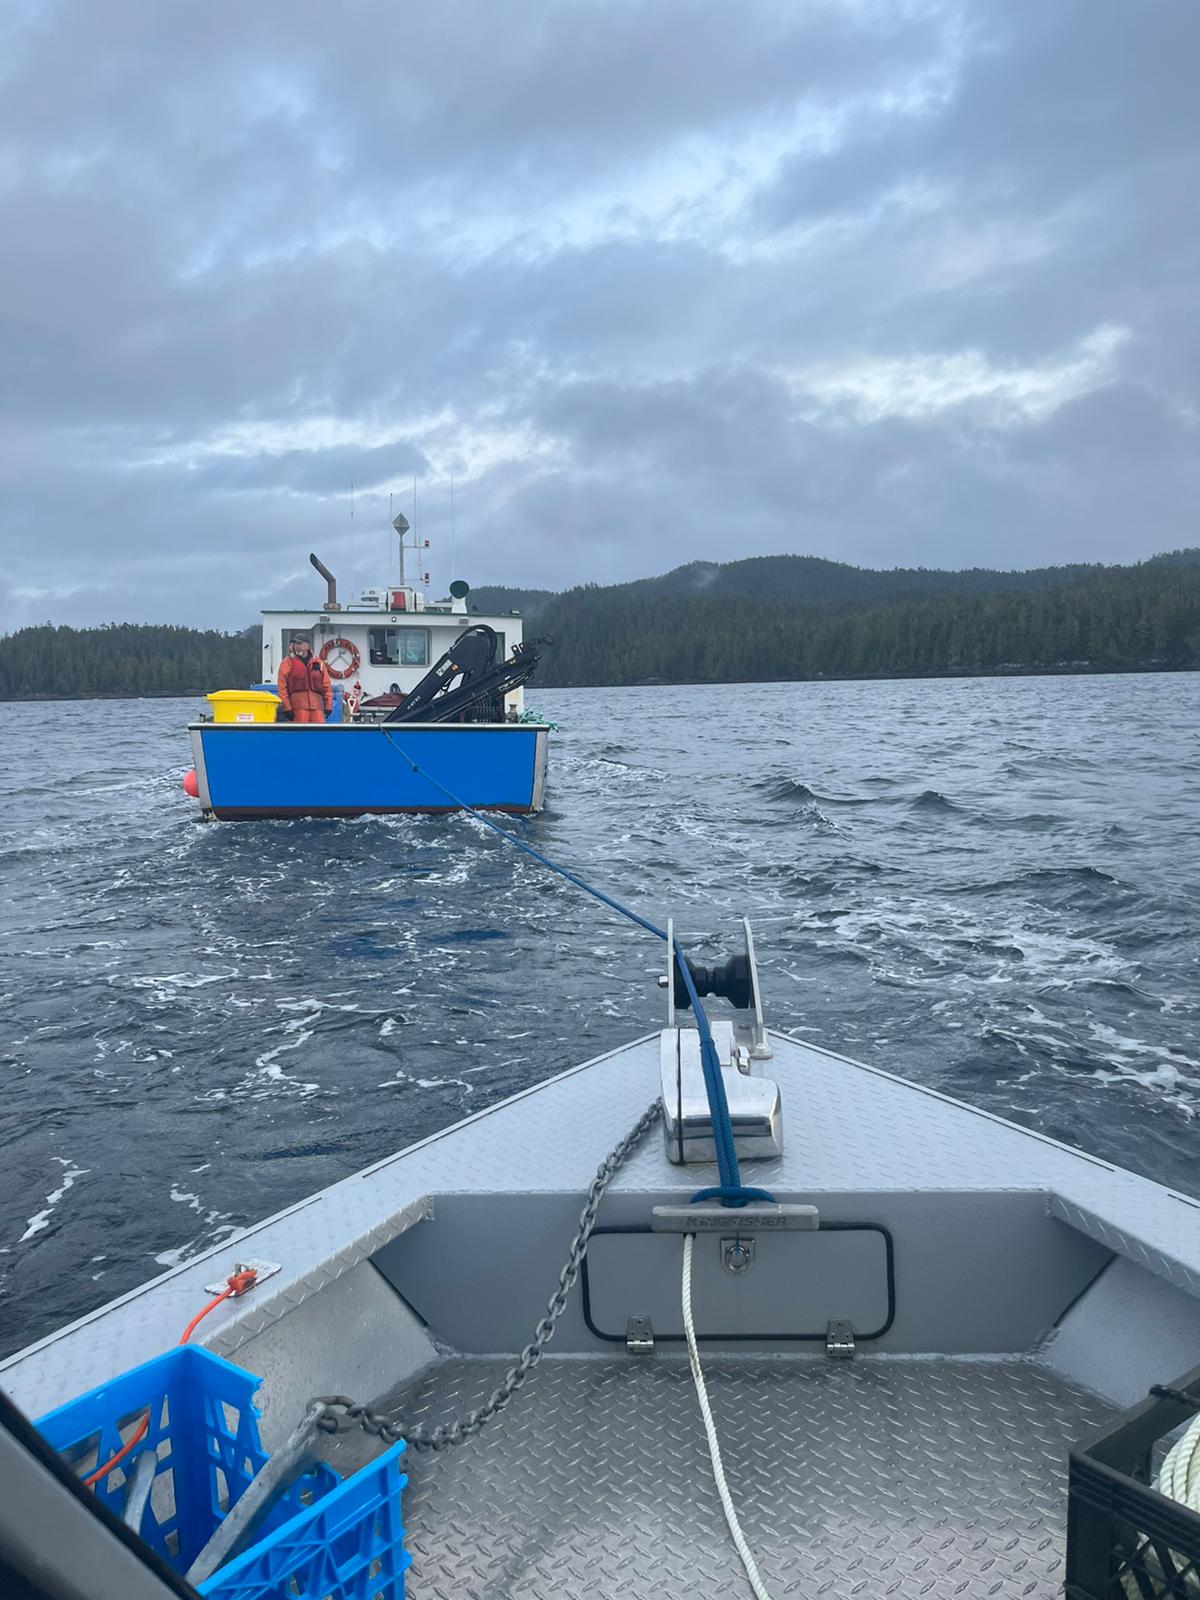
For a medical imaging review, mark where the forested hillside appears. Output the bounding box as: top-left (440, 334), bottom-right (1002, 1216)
top-left (534, 555), bottom-right (1200, 685)
top-left (468, 584), bottom-right (555, 619)
top-left (0, 623), bottom-right (258, 699)
top-left (3, 552), bottom-right (1199, 698)
top-left (472, 549), bottom-right (1200, 616)
top-left (607, 553), bottom-right (1119, 605)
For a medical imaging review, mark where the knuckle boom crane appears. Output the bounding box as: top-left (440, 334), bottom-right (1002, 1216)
top-left (383, 624), bottom-right (548, 724)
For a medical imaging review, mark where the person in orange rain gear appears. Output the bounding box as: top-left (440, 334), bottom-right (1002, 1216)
top-left (277, 631), bottom-right (333, 723)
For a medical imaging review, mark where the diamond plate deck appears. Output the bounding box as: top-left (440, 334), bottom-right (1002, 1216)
top-left (385, 1355), bottom-right (1117, 1600)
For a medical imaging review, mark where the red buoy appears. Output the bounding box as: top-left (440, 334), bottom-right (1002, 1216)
top-left (182, 768), bottom-right (199, 798)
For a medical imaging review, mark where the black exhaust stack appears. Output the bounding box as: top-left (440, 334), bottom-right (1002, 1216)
top-left (309, 553), bottom-right (340, 611)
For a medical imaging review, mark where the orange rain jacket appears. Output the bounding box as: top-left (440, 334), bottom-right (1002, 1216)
top-left (277, 650), bottom-right (333, 721)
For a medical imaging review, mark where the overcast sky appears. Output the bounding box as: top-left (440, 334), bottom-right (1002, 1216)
top-left (1, 1), bottom-right (1197, 631)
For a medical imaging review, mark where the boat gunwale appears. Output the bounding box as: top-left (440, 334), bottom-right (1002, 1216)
top-left (6, 1027), bottom-right (1200, 1388)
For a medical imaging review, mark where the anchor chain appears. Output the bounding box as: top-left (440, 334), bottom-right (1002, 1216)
top-left (316, 1098), bottom-right (662, 1452)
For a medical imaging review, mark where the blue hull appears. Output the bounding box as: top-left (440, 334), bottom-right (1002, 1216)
top-left (188, 722), bottom-right (549, 820)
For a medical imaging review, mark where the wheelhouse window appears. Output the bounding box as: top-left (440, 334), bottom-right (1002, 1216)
top-left (369, 626), bottom-right (430, 667)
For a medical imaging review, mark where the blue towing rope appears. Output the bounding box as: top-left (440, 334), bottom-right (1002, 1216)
top-left (382, 732), bottom-right (773, 1207)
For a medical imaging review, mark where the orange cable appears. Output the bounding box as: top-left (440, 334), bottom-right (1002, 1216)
top-left (82, 1414), bottom-right (149, 1488)
top-left (177, 1285), bottom-right (236, 1349)
top-left (81, 1268), bottom-right (257, 1489)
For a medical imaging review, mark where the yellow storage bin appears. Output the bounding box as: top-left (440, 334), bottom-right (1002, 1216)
top-left (206, 689), bottom-right (280, 724)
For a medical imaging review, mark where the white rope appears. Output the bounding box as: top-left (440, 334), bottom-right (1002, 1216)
top-left (681, 1234), bottom-right (775, 1600)
top-left (1149, 1412), bottom-right (1200, 1598)
top-left (1159, 1412), bottom-right (1200, 1511)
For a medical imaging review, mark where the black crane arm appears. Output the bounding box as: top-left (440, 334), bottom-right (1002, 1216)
top-left (383, 628), bottom-right (547, 723)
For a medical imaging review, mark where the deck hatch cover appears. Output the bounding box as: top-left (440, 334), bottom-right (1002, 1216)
top-left (581, 1222), bottom-right (894, 1343)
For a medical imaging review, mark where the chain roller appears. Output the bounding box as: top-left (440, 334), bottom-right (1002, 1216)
top-left (315, 1098), bottom-right (662, 1452)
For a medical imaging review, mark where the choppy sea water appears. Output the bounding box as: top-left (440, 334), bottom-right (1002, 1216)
top-left (1, 675), bottom-right (1198, 1359)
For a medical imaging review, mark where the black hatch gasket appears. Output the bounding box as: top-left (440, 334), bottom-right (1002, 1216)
top-left (580, 1220), bottom-right (896, 1344)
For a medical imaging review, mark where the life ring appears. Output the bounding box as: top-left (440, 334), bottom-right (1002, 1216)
top-left (319, 637), bottom-right (361, 679)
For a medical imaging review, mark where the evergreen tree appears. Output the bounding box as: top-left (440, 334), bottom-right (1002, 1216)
top-left (0, 623), bottom-right (259, 699)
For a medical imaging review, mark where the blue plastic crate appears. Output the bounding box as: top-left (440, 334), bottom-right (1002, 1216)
top-left (34, 1345), bottom-right (406, 1598)
top-left (201, 1439), bottom-right (409, 1600)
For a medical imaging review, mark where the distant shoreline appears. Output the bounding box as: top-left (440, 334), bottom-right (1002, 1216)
top-left (1, 689), bottom-right (209, 702)
top-left (6, 550), bottom-right (1198, 695)
top-left (3, 661), bottom-right (1196, 703)
top-left (548, 662), bottom-right (1199, 689)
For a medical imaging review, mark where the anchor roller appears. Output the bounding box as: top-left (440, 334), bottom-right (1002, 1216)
top-left (659, 917), bottom-right (783, 1166)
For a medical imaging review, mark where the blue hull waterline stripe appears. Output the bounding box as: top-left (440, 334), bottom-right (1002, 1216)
top-left (381, 731), bottom-right (774, 1208)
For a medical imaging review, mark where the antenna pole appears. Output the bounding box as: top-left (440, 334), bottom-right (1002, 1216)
top-left (390, 500), bottom-right (412, 591)
top-left (409, 477), bottom-right (417, 588)
top-left (450, 475), bottom-right (456, 583)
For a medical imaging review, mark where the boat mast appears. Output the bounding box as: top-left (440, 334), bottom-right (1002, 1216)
top-left (393, 510), bottom-right (411, 587)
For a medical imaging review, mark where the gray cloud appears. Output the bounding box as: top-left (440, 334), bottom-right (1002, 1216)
top-left (1, 0), bottom-right (1197, 631)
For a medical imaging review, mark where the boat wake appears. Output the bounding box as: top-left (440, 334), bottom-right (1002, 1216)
top-left (1, 675), bottom-right (1198, 1356)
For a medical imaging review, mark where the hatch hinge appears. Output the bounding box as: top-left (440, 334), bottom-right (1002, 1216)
top-left (826, 1318), bottom-right (856, 1359)
top-left (626, 1314), bottom-right (655, 1355)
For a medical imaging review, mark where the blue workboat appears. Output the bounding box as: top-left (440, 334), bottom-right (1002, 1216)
top-left (188, 720), bottom-right (549, 819)
top-left (185, 519), bottom-right (550, 820)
